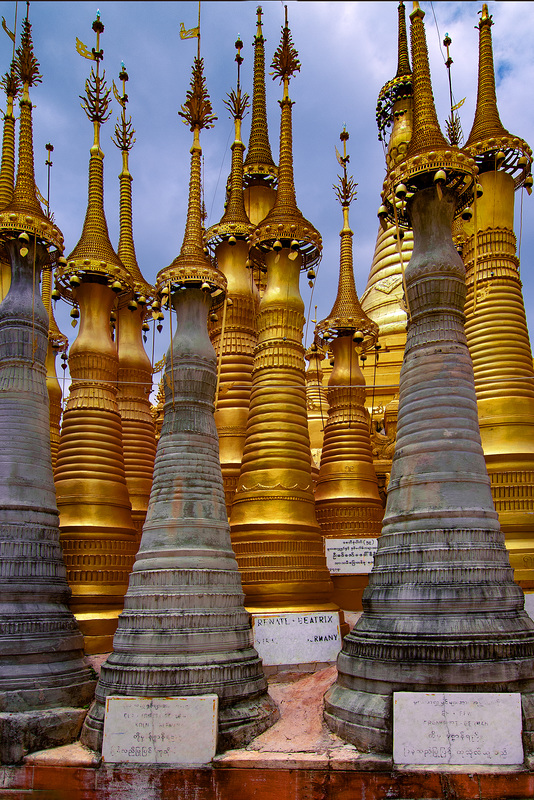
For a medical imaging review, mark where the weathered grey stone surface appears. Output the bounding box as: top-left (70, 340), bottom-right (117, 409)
top-left (0, 707), bottom-right (87, 765)
top-left (324, 188), bottom-right (534, 754)
top-left (0, 239), bottom-right (96, 764)
top-left (81, 287), bottom-right (278, 753)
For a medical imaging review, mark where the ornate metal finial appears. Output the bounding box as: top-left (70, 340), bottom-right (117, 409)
top-left (223, 37), bottom-right (249, 122)
top-left (443, 32), bottom-right (464, 146)
top-left (77, 13), bottom-right (111, 131)
top-left (16, 14), bottom-right (41, 89)
top-left (112, 63), bottom-right (135, 152)
top-left (334, 127), bottom-right (357, 208)
top-left (316, 131), bottom-right (377, 348)
top-left (270, 5), bottom-right (300, 94)
top-left (178, 57), bottom-right (217, 132)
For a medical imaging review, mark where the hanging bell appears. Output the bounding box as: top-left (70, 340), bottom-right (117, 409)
top-left (201, 282), bottom-right (211, 292)
top-left (51, 288), bottom-right (61, 301)
top-left (151, 299), bottom-right (161, 311)
top-left (273, 239), bottom-right (283, 252)
top-left (228, 235), bottom-right (237, 246)
top-left (496, 150), bottom-right (506, 165)
top-left (18, 231), bottom-right (30, 242)
top-left (69, 274), bottom-right (82, 288)
top-left (525, 174), bottom-right (533, 189)
top-left (290, 240), bottom-right (299, 251)
top-left (142, 322), bottom-right (150, 332)
top-left (137, 295), bottom-right (147, 306)
top-left (475, 183), bottom-right (484, 198)
top-left (307, 269), bottom-right (316, 281)
top-left (209, 312), bottom-right (219, 322)
top-left (128, 299), bottom-right (138, 311)
top-left (111, 279), bottom-right (122, 293)
top-left (518, 155), bottom-right (528, 168)
top-left (461, 206), bottom-right (473, 221)
top-left (70, 306), bottom-right (79, 320)
top-left (395, 183), bottom-right (407, 199)
top-left (433, 169), bottom-right (446, 184)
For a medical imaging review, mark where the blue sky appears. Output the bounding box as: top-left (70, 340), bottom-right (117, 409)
top-left (4, 1), bottom-right (533, 369)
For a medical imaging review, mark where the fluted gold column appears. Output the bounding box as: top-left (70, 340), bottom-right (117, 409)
top-left (54, 12), bottom-right (137, 653)
top-left (305, 335), bottom-right (329, 464)
top-left (315, 132), bottom-right (382, 611)
top-left (113, 64), bottom-right (156, 539)
top-left (206, 40), bottom-right (258, 515)
top-left (463, 3), bottom-right (534, 588)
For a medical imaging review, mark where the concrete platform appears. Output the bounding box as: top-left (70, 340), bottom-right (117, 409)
top-left (2, 665), bottom-right (534, 799)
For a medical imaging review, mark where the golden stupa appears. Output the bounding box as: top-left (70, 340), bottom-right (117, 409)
top-left (462, 3), bottom-right (534, 589)
top-left (54, 12), bottom-right (137, 654)
top-left (230, 9), bottom-right (336, 617)
top-left (41, 258), bottom-right (68, 470)
top-left (360, 1), bottom-right (413, 425)
top-left (111, 64), bottom-right (156, 539)
top-left (205, 37), bottom-right (259, 515)
top-left (304, 331), bottom-right (329, 466)
top-left (315, 129), bottom-right (382, 612)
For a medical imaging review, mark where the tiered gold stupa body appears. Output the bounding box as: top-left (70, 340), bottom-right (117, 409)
top-left (206, 39), bottom-right (259, 515)
top-left (0, 58), bottom-right (19, 301)
top-left (305, 333), bottom-right (329, 465)
top-left (41, 259), bottom-right (68, 470)
top-left (360, 1), bottom-right (413, 424)
top-left (112, 65), bottom-right (156, 539)
top-left (230, 10), bottom-right (336, 615)
top-left (315, 131), bottom-right (382, 612)
top-left (54, 13), bottom-right (137, 654)
top-left (462, 4), bottom-right (534, 589)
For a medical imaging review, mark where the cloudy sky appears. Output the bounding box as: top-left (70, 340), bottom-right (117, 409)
top-left (4, 1), bottom-right (534, 370)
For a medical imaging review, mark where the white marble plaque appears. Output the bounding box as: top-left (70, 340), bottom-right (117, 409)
top-left (324, 538), bottom-right (378, 574)
top-left (393, 692), bottom-right (523, 766)
top-left (252, 612), bottom-right (341, 665)
top-left (102, 695), bottom-right (218, 764)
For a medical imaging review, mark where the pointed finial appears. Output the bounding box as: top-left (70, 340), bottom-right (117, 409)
top-left (205, 35), bottom-right (251, 248)
top-left (156, 57), bottom-right (226, 305)
top-left (464, 4), bottom-right (532, 190)
top-left (0, 9), bottom-right (63, 251)
top-left (316, 131), bottom-right (377, 348)
top-left (244, 4), bottom-right (277, 184)
top-left (376, 2), bottom-right (412, 145)
top-left (271, 4), bottom-right (300, 99)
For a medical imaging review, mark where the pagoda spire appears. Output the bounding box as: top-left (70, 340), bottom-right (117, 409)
top-left (81, 52), bottom-right (278, 755)
top-left (250, 5), bottom-right (321, 267)
top-left (0, 8), bottom-right (94, 762)
top-left (112, 63), bottom-right (156, 539)
top-left (315, 130), bottom-right (381, 612)
top-left (54, 11), bottom-right (137, 654)
top-left (465, 4), bottom-right (511, 150)
top-left (405, 2), bottom-right (448, 158)
top-left (243, 5), bottom-right (277, 185)
top-left (0, 62), bottom-right (19, 210)
top-left (205, 37), bottom-right (259, 515)
top-left (395, 0), bottom-right (411, 78)
top-left (64, 12), bottom-right (129, 278)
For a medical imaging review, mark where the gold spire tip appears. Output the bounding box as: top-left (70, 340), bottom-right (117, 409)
top-left (178, 57), bottom-right (217, 132)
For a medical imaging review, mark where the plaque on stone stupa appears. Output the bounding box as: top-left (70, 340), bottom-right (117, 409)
top-left (324, 538), bottom-right (378, 574)
top-left (252, 612), bottom-right (342, 666)
top-left (102, 695), bottom-right (218, 764)
top-left (393, 692), bottom-right (523, 766)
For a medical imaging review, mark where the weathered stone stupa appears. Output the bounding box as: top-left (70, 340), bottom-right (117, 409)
top-left (54, 13), bottom-right (138, 654)
top-left (205, 37), bottom-right (259, 516)
top-left (324, 1), bottom-right (534, 755)
top-left (0, 13), bottom-right (95, 764)
top-left (81, 53), bottom-right (278, 753)
top-left (315, 130), bottom-right (382, 612)
top-left (462, 4), bottom-right (534, 590)
top-left (230, 8), bottom-right (337, 616)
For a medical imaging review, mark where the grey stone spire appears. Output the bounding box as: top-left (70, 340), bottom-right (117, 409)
top-left (324, 2), bottom-right (534, 756)
top-left (81, 56), bottom-right (278, 753)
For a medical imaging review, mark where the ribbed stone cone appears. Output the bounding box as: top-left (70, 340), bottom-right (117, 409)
top-left (81, 286), bottom-right (278, 753)
top-left (324, 186), bottom-right (534, 755)
top-left (0, 237), bottom-right (95, 763)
